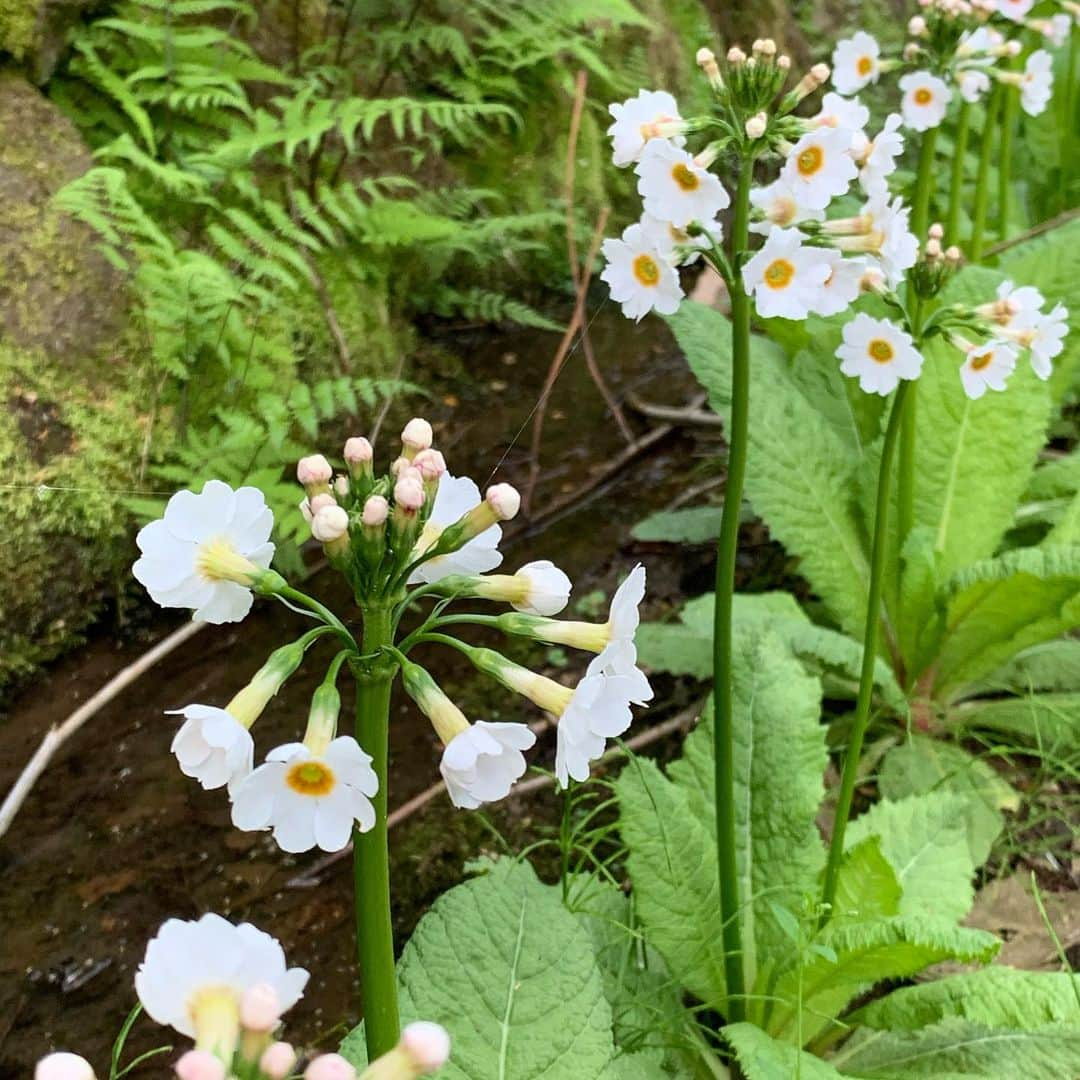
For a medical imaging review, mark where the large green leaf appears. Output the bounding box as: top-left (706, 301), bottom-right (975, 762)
top-left (877, 736), bottom-right (1017, 866)
top-left (933, 546), bottom-right (1080, 697)
top-left (978, 638), bottom-right (1080, 694)
top-left (669, 302), bottom-right (872, 635)
top-left (766, 919), bottom-right (1000, 1044)
top-left (952, 691), bottom-right (1080, 750)
top-left (631, 505), bottom-right (725, 544)
top-left (340, 860), bottom-right (618, 1079)
top-left (724, 1022), bottom-right (849, 1079)
top-left (845, 793), bottom-right (976, 923)
top-left (829, 1017), bottom-right (1080, 1078)
top-left (829, 837), bottom-right (902, 925)
top-left (853, 967), bottom-right (1080, 1030)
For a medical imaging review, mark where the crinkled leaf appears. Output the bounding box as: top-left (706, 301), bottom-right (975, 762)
top-left (631, 505), bottom-right (725, 544)
top-left (830, 837), bottom-right (902, 925)
top-left (952, 691), bottom-right (1080, 750)
top-left (724, 1022), bottom-right (850, 1079)
top-left (977, 639), bottom-right (1080, 695)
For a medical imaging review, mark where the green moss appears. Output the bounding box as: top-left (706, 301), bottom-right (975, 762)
top-left (0, 1), bottom-right (39, 60)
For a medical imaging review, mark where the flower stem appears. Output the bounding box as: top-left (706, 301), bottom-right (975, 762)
top-left (911, 126), bottom-right (939, 243)
top-left (945, 100), bottom-right (971, 246)
top-left (712, 153), bottom-right (753, 1022)
top-left (998, 84), bottom-right (1018, 244)
top-left (1063, 28), bottom-right (1078, 215)
top-left (820, 380), bottom-right (912, 917)
top-left (351, 604), bottom-right (400, 1059)
top-left (970, 88), bottom-right (1001, 262)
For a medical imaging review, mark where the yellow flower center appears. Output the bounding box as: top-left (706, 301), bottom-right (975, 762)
top-left (970, 350), bottom-right (993, 371)
top-left (671, 162), bottom-right (700, 192)
top-left (913, 87), bottom-right (933, 106)
top-left (195, 537), bottom-right (258, 585)
top-left (796, 145), bottom-right (825, 177)
top-left (764, 259), bottom-right (796, 289)
top-left (287, 760), bottom-right (336, 797)
top-left (188, 986), bottom-right (240, 1058)
top-left (633, 253), bottom-right (661, 287)
top-left (868, 338), bottom-right (895, 363)
top-left (856, 56), bottom-right (873, 77)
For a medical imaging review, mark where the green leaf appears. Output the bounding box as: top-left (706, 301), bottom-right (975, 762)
top-left (895, 527), bottom-right (945, 679)
top-left (830, 1017), bottom-right (1080, 1078)
top-left (724, 1022), bottom-right (849, 1079)
top-left (978, 639), bottom-right (1080, 694)
top-left (830, 837), bottom-right (902, 925)
top-left (631, 505), bottom-right (725, 544)
top-left (952, 691), bottom-right (1080, 750)
top-left (853, 967), bottom-right (1080, 1030)
top-left (878, 736), bottom-right (1017, 866)
top-left (845, 793), bottom-right (976, 923)
top-left (341, 860), bottom-right (618, 1078)
top-left (669, 302), bottom-right (871, 635)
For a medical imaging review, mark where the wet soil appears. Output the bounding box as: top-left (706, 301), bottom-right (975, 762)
top-left (0, 309), bottom-right (747, 1074)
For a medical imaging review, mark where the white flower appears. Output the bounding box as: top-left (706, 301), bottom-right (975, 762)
top-left (957, 27), bottom-right (1004, 58)
top-left (639, 212), bottom-right (723, 265)
top-left (600, 223), bottom-right (684, 322)
top-left (135, 914), bottom-right (309, 1046)
top-left (133, 481), bottom-right (275, 624)
top-left (588, 565), bottom-right (653, 707)
top-left (811, 92), bottom-right (870, 136)
top-left (35, 1054), bottom-right (95, 1080)
top-left (987, 279), bottom-right (1046, 326)
top-left (959, 341), bottom-right (1018, 399)
top-left (832, 32), bottom-right (881, 95)
top-left (957, 68), bottom-right (991, 103)
top-left (900, 72), bottom-right (951, 131)
top-left (508, 560), bottom-right (572, 616)
top-left (1014, 303), bottom-right (1069, 379)
top-left (440, 722), bottom-right (535, 809)
top-left (635, 140), bottom-right (731, 228)
top-left (607, 89), bottom-right (684, 167)
top-left (996, 0), bottom-right (1034, 20)
top-left (742, 228), bottom-right (832, 320)
top-left (1020, 50), bottom-right (1054, 116)
top-left (833, 197), bottom-right (918, 288)
top-left (837, 314), bottom-right (924, 395)
top-left (780, 127), bottom-right (859, 210)
top-left (231, 738), bottom-right (378, 853)
top-left (169, 705), bottom-right (254, 793)
top-left (812, 252), bottom-right (866, 316)
top-left (555, 671), bottom-right (635, 787)
top-left (749, 179), bottom-right (824, 235)
top-left (409, 473), bottom-right (503, 584)
top-left (1043, 14), bottom-right (1072, 48)
top-left (855, 114), bottom-right (904, 199)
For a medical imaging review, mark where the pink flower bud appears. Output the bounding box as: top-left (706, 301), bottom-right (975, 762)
top-left (727, 46), bottom-right (746, 63)
top-left (908, 15), bottom-right (927, 34)
top-left (777, 54), bottom-right (791, 69)
top-left (945, 244), bottom-right (962, 263)
top-left (395, 474), bottom-right (425, 512)
top-left (362, 495), bottom-right (389, 526)
top-left (174, 1050), bottom-right (226, 1080)
top-left (695, 46), bottom-right (715, 65)
top-left (240, 982), bottom-right (281, 1033)
top-left (310, 492), bottom-right (337, 515)
top-left (343, 437), bottom-right (373, 465)
top-left (928, 222), bottom-right (944, 240)
top-left (401, 1022), bottom-right (451, 1073)
top-left (297, 455), bottom-right (333, 486)
top-left (312, 504), bottom-right (350, 543)
top-left (810, 62), bottom-right (830, 84)
top-left (304, 1054), bottom-right (357, 1080)
top-left (485, 483), bottom-right (521, 521)
top-left (390, 456), bottom-right (411, 477)
top-left (745, 112), bottom-right (767, 139)
top-left (334, 475), bottom-right (350, 498)
top-left (35, 1053), bottom-right (96, 1080)
top-left (259, 1043), bottom-right (298, 1080)
top-left (412, 448), bottom-right (447, 482)
top-left (925, 238), bottom-right (943, 259)
top-left (401, 417), bottom-right (434, 452)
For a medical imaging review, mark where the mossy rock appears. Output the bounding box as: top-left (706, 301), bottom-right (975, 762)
top-left (0, 72), bottom-right (139, 695)
top-left (0, 0), bottom-right (102, 83)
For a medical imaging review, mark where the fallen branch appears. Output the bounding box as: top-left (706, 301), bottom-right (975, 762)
top-left (626, 391), bottom-right (724, 428)
top-left (984, 208), bottom-right (1080, 257)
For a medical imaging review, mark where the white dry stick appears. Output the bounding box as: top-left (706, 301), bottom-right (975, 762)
top-left (0, 620), bottom-right (206, 839)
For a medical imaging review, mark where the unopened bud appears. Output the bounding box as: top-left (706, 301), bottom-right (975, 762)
top-left (696, 45), bottom-right (723, 89)
top-left (401, 417), bottom-right (433, 457)
top-left (696, 46), bottom-right (716, 66)
top-left (334, 475), bottom-right (350, 499)
top-left (727, 46), bottom-right (746, 64)
top-left (860, 265), bottom-right (887, 294)
top-left (362, 495), bottom-right (389, 527)
top-left (1006, 39), bottom-right (1021, 56)
top-left (759, 38), bottom-right (777, 57)
top-left (945, 244), bottom-right (963, 264)
top-left (412, 448), bottom-right (446, 483)
top-left (903, 42), bottom-right (921, 61)
top-left (259, 1043), bottom-right (297, 1080)
top-left (240, 983), bottom-right (281, 1033)
top-left (486, 483), bottom-right (521, 521)
top-left (312, 503), bottom-right (350, 545)
top-left (310, 492), bottom-right (336, 515)
top-left (401, 1022), bottom-right (452, 1073)
top-left (777, 54), bottom-right (791, 70)
top-left (35, 1054), bottom-right (96, 1080)
top-left (175, 1051), bottom-right (226, 1080)
top-left (908, 15), bottom-right (927, 34)
top-left (791, 63), bottom-right (829, 103)
top-left (297, 454), bottom-right (333, 492)
top-left (925, 237), bottom-right (943, 259)
top-left (390, 455), bottom-right (411, 477)
top-left (745, 112), bottom-right (768, 139)
top-left (344, 436), bottom-right (373, 466)
top-left (395, 474), bottom-right (425, 513)
top-left (304, 1054), bottom-right (356, 1080)
top-left (928, 222), bottom-right (944, 240)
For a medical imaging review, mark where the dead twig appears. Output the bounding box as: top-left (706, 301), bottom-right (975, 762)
top-left (625, 391), bottom-right (724, 428)
top-left (984, 208), bottom-right (1080, 257)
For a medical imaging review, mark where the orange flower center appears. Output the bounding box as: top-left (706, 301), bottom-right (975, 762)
top-left (856, 56), bottom-right (874, 77)
top-left (671, 162), bottom-right (700, 191)
top-left (796, 145), bottom-right (824, 177)
top-left (970, 350), bottom-right (993, 371)
top-left (632, 253), bottom-right (661, 287)
top-left (286, 760), bottom-right (336, 796)
top-left (913, 87), bottom-right (933, 106)
top-left (764, 259), bottom-right (795, 289)
top-left (868, 338), bottom-right (895, 364)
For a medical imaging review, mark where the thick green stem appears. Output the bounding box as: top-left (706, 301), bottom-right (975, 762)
top-left (970, 88), bottom-right (1001, 262)
top-left (998, 84), bottom-right (1018, 244)
top-left (911, 126), bottom-right (939, 244)
top-left (712, 155), bottom-right (753, 1023)
top-left (945, 101), bottom-right (971, 246)
top-left (821, 381), bottom-right (912, 916)
top-left (352, 605), bottom-right (400, 1059)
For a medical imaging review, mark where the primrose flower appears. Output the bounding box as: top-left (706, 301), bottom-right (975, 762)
top-left (957, 68), bottom-right (991, 104)
top-left (838, 314), bottom-right (924, 395)
top-left (135, 914), bottom-right (308, 1057)
top-left (832, 32), bottom-right (882, 95)
top-left (638, 212), bottom-right (723, 265)
top-left (601, 223), bottom-right (684, 321)
top-left (900, 72), bottom-right (951, 131)
top-left (635, 140), bottom-right (731, 228)
top-left (810, 92), bottom-right (870, 136)
top-left (996, 0), bottom-right (1035, 20)
top-left (741, 227), bottom-right (832, 320)
top-left (1018, 50), bottom-right (1054, 116)
top-left (409, 473), bottom-right (504, 584)
top-left (231, 737), bottom-right (378, 853)
top-left (169, 705), bottom-right (254, 793)
top-left (1035, 14), bottom-right (1072, 48)
top-left (607, 89), bottom-right (685, 167)
top-left (749, 179), bottom-right (823, 235)
top-left (829, 197), bottom-right (918, 288)
top-left (854, 114), bottom-right (904, 200)
top-left (958, 340), bottom-right (1018, 399)
top-left (438, 559), bottom-right (573, 616)
top-left (813, 252), bottom-right (867, 316)
top-left (780, 127), bottom-right (859, 210)
top-left (132, 480), bottom-right (278, 624)
top-left (1009, 303), bottom-right (1069, 379)
top-left (35, 1054), bottom-right (96, 1080)
top-left (979, 279), bottom-right (1046, 326)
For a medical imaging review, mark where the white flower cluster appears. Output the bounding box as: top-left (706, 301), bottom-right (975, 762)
top-left (36, 914), bottom-right (449, 1080)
